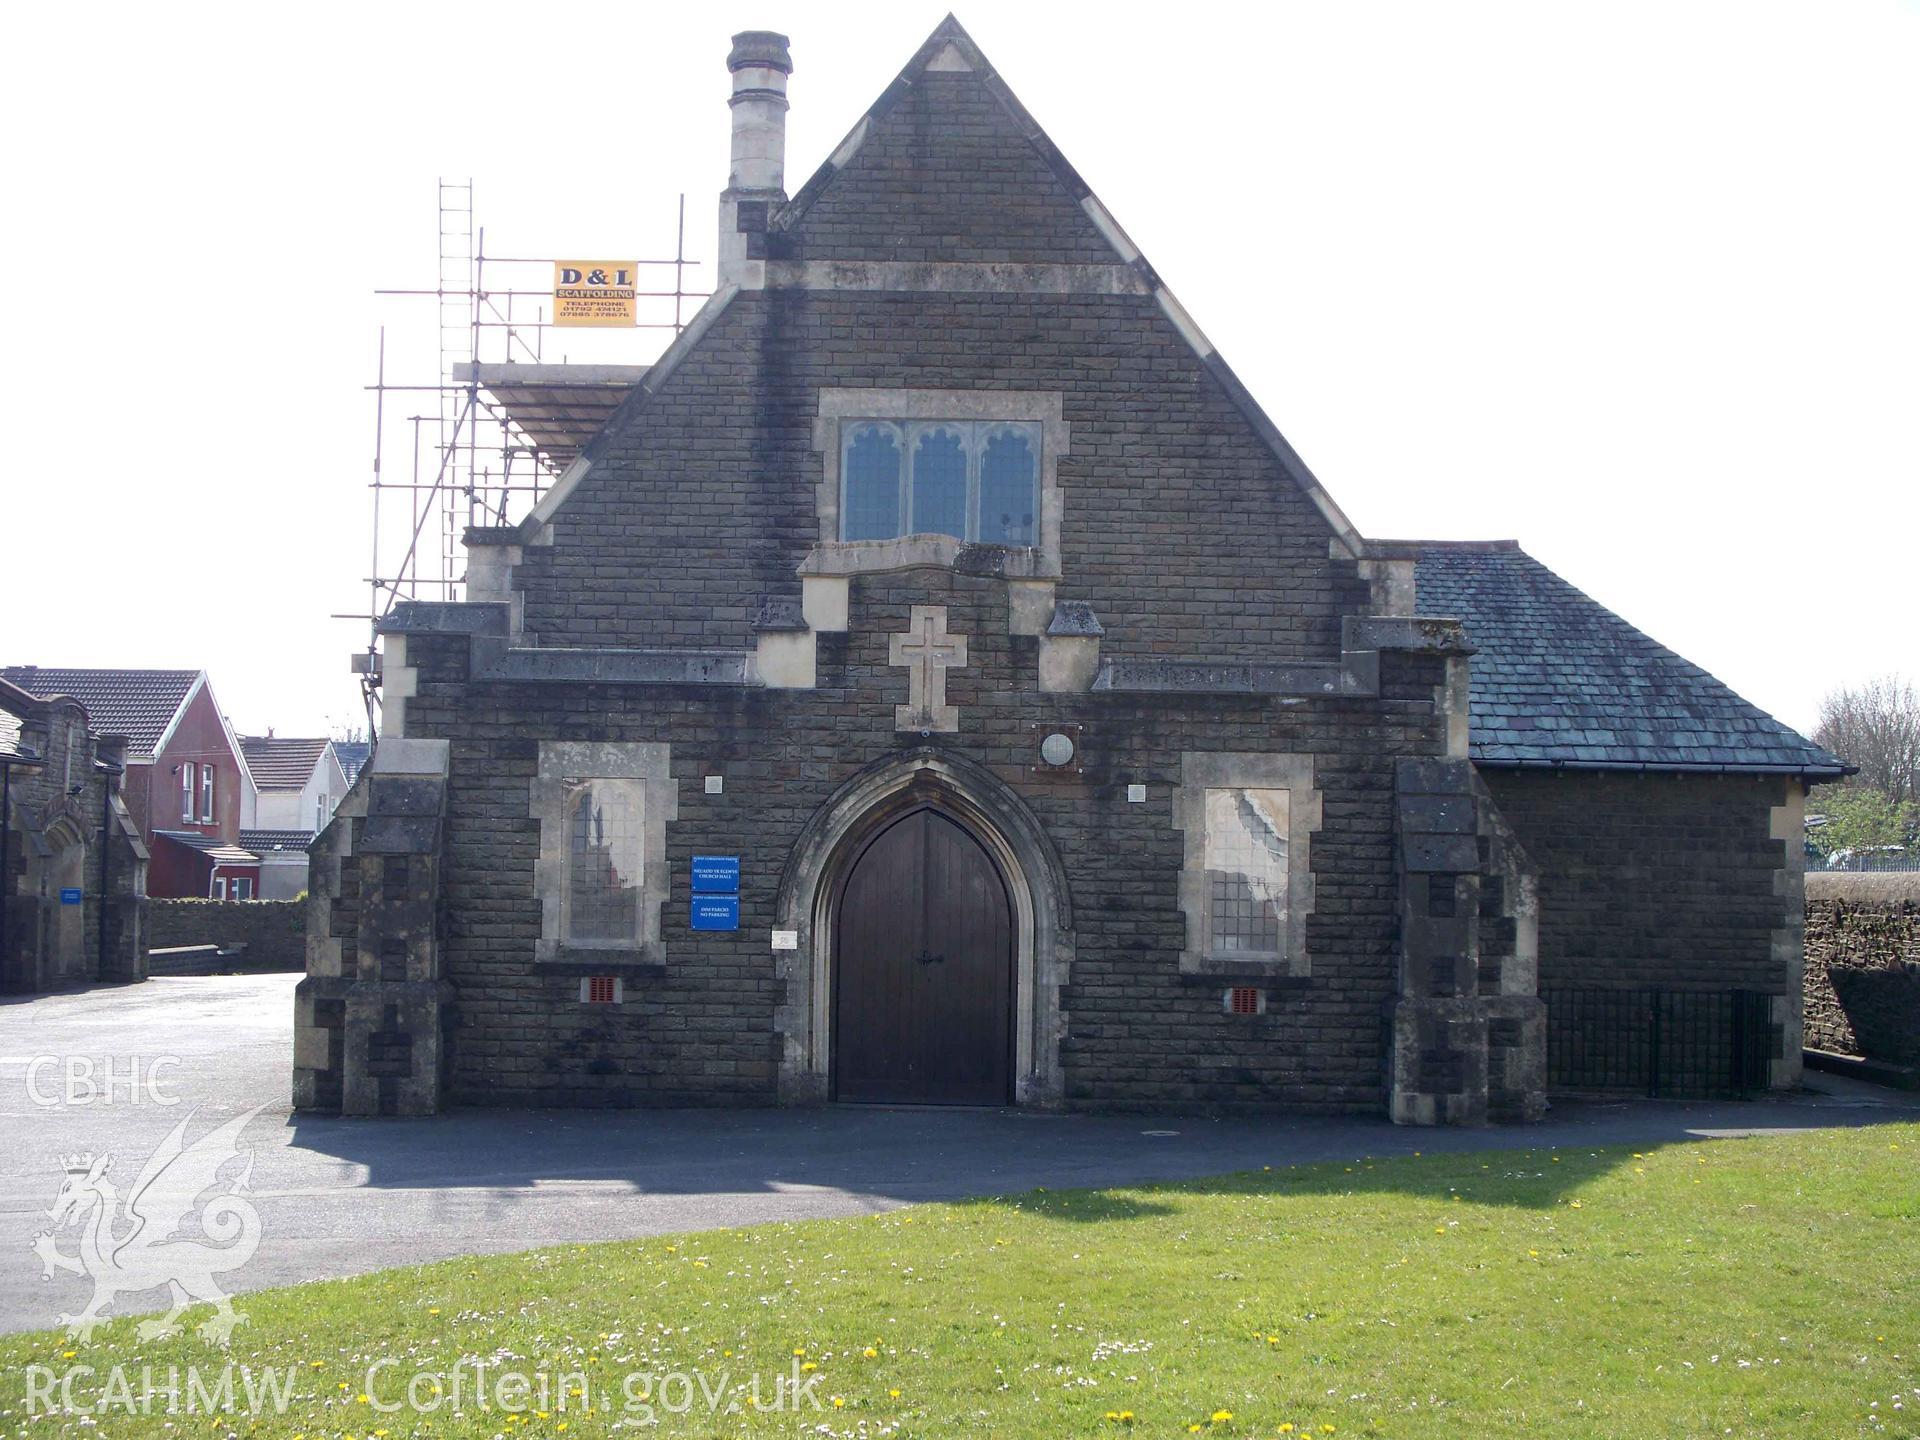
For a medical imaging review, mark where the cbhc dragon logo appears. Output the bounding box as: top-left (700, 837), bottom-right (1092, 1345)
top-left (31, 1104), bottom-right (267, 1344)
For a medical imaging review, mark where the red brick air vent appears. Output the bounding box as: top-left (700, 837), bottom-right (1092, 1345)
top-left (1226, 985), bottom-right (1264, 1016)
top-left (585, 976), bottom-right (618, 1005)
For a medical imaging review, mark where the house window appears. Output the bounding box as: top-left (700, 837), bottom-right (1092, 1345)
top-left (200, 766), bottom-right (216, 822)
top-left (315, 793), bottom-right (328, 829)
top-left (231, 876), bottom-right (253, 900)
top-left (839, 419), bottom-right (1040, 546)
top-left (212, 875), bottom-right (227, 900)
top-left (1174, 752), bottom-right (1322, 977)
top-left (180, 764), bottom-right (195, 823)
top-left (530, 741), bottom-right (677, 966)
top-left (563, 780), bottom-right (646, 943)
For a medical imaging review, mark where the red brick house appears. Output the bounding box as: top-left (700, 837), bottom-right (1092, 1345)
top-left (0, 668), bottom-right (258, 899)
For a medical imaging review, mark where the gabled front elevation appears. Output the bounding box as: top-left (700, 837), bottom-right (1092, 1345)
top-left (296, 19), bottom-right (1842, 1122)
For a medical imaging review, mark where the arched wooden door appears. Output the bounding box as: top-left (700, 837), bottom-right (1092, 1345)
top-left (833, 806), bottom-right (1013, 1105)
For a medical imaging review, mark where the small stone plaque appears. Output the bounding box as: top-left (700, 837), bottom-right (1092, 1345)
top-left (771, 929), bottom-right (799, 951)
top-left (704, 774), bottom-right (724, 794)
top-left (1126, 783), bottom-right (1147, 803)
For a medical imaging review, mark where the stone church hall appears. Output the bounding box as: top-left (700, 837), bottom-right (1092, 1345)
top-left (294, 18), bottom-right (1847, 1124)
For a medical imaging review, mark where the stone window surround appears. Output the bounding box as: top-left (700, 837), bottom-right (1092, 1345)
top-left (840, 417), bottom-right (1043, 546)
top-left (531, 741), bottom-right (678, 968)
top-left (811, 389), bottom-right (1067, 578)
top-left (1173, 751), bottom-right (1322, 979)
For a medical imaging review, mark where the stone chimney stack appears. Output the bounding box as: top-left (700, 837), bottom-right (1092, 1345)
top-left (718, 30), bottom-right (792, 289)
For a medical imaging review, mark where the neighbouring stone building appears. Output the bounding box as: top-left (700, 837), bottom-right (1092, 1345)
top-left (0, 678), bottom-right (148, 992)
top-left (295, 19), bottom-right (1847, 1120)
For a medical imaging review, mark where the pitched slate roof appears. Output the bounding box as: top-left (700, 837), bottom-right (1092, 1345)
top-left (0, 706), bottom-right (22, 760)
top-left (240, 828), bottom-right (314, 854)
top-left (1413, 542), bottom-right (1848, 776)
top-left (0, 667), bottom-right (199, 759)
top-left (153, 831), bottom-right (259, 865)
top-left (239, 736), bottom-right (329, 790)
top-left (334, 741), bottom-right (370, 786)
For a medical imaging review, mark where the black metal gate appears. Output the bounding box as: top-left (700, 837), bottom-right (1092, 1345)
top-left (1543, 987), bottom-right (1774, 1098)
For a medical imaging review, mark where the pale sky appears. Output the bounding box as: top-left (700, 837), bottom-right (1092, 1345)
top-left (2, 1), bottom-right (1914, 739)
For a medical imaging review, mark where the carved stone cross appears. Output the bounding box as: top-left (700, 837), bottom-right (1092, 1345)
top-left (889, 604), bottom-right (968, 733)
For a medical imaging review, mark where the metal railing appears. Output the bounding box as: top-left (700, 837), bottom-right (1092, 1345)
top-left (1810, 854), bottom-right (1920, 873)
top-left (1543, 987), bottom-right (1774, 1099)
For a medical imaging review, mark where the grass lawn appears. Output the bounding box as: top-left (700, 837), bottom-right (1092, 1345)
top-left (2, 1123), bottom-right (1916, 1438)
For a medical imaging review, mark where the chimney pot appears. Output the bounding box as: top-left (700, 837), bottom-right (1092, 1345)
top-left (727, 30), bottom-right (791, 76)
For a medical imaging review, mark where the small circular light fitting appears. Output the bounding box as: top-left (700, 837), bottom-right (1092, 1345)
top-left (1039, 731), bottom-right (1076, 767)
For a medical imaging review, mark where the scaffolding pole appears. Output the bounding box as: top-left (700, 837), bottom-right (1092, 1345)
top-left (356, 184), bottom-right (701, 665)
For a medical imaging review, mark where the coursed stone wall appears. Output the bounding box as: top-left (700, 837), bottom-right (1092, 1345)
top-left (399, 580), bottom-right (1449, 1114)
top-left (148, 899), bottom-right (305, 971)
top-left (1478, 771), bottom-right (1795, 994)
top-left (515, 292), bottom-right (1372, 665)
top-left (1803, 872), bottom-right (1920, 1065)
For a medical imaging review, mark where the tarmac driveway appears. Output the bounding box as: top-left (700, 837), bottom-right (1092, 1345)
top-left (1, 974), bottom-right (1914, 1335)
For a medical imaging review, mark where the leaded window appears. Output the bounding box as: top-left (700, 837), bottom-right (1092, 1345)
top-left (911, 426), bottom-right (969, 539)
top-left (841, 424), bottom-right (903, 541)
top-left (977, 424), bottom-right (1038, 545)
top-left (563, 780), bottom-right (646, 943)
top-left (839, 418), bottom-right (1040, 546)
top-left (1203, 787), bottom-right (1290, 959)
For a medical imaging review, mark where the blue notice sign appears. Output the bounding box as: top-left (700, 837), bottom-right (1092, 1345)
top-left (690, 855), bottom-right (741, 894)
top-left (59, 887), bottom-right (83, 906)
top-left (690, 895), bottom-right (740, 932)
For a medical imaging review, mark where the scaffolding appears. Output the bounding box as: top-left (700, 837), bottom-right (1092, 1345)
top-left (349, 183), bottom-right (702, 726)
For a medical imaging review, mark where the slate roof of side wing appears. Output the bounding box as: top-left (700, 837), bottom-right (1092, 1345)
top-left (1412, 542), bottom-right (1848, 777)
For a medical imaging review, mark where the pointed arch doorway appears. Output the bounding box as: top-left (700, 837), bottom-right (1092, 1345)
top-left (832, 804), bottom-right (1013, 1105)
top-left (774, 750), bottom-right (1073, 1108)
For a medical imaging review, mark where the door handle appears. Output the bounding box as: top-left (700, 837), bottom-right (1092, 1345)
top-left (911, 948), bottom-right (945, 966)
